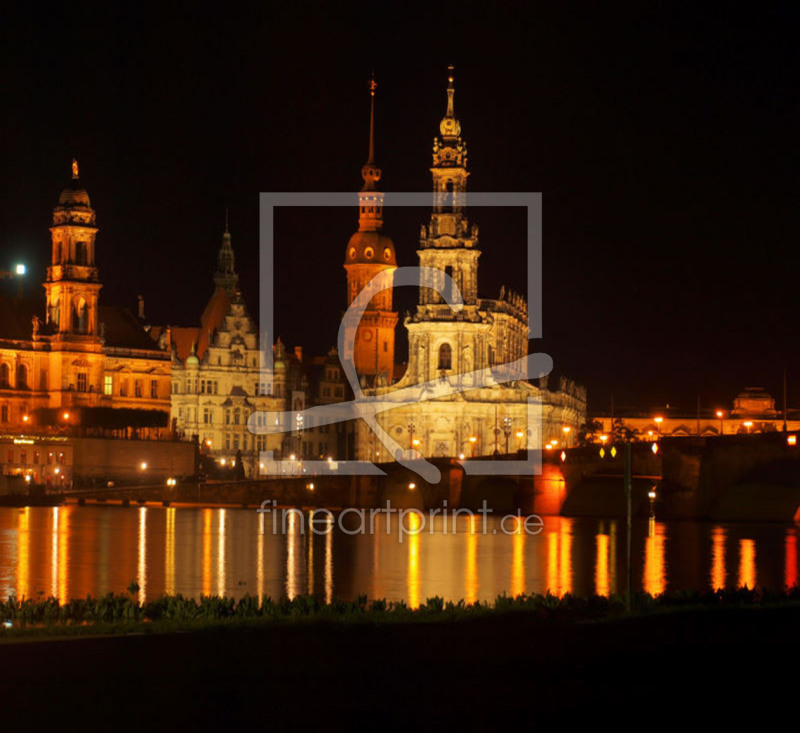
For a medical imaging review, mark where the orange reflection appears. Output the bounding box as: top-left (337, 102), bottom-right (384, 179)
top-left (325, 515), bottom-right (333, 605)
top-left (465, 514), bottom-right (478, 604)
top-left (511, 517), bottom-right (525, 598)
top-left (137, 507), bottom-right (147, 604)
top-left (711, 526), bottom-right (726, 590)
top-left (217, 509), bottom-right (226, 597)
top-left (559, 519), bottom-right (573, 596)
top-left (545, 519), bottom-right (573, 596)
top-left (786, 529), bottom-right (797, 589)
top-left (643, 517), bottom-right (665, 596)
top-left (307, 510), bottom-right (314, 596)
top-left (286, 509), bottom-right (298, 600)
top-left (257, 520), bottom-right (264, 601)
top-left (165, 507), bottom-right (176, 596)
top-left (16, 508), bottom-right (30, 599)
top-left (202, 508), bottom-right (212, 596)
top-left (50, 507), bottom-right (59, 600)
top-left (407, 511), bottom-right (421, 609)
top-left (739, 539), bottom-right (756, 589)
top-left (595, 532), bottom-right (609, 597)
top-left (58, 507), bottom-right (68, 602)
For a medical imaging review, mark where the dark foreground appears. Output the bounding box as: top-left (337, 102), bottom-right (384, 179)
top-left (1, 604), bottom-right (798, 729)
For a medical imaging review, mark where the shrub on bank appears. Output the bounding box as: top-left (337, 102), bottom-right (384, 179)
top-left (1, 585), bottom-right (799, 637)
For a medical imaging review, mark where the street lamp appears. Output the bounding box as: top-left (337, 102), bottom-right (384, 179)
top-left (502, 417), bottom-right (513, 454)
top-left (743, 421), bottom-right (753, 435)
top-left (716, 410), bottom-right (724, 436)
top-left (654, 416), bottom-right (663, 436)
top-left (408, 422), bottom-right (416, 450)
top-left (515, 430), bottom-right (524, 451)
top-left (562, 426), bottom-right (571, 448)
top-left (469, 435), bottom-right (477, 457)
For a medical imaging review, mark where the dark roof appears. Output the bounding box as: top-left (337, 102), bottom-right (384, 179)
top-left (99, 306), bottom-right (166, 352)
top-left (0, 293), bottom-right (45, 342)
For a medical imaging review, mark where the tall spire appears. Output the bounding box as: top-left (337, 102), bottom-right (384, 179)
top-left (440, 65), bottom-right (462, 139)
top-left (367, 72), bottom-right (376, 165)
top-left (214, 210), bottom-right (238, 295)
top-left (361, 74), bottom-right (381, 193)
top-left (72, 158), bottom-right (79, 180)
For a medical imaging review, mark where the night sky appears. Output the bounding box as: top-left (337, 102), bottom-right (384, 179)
top-left (1, 5), bottom-right (798, 414)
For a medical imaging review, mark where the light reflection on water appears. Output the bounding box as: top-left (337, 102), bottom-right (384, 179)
top-left (0, 506), bottom-right (798, 604)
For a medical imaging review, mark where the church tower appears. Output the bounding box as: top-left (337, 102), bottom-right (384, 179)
top-left (343, 76), bottom-right (398, 383)
top-left (214, 211), bottom-right (239, 296)
top-left (418, 66), bottom-right (480, 308)
top-left (44, 159), bottom-right (102, 340)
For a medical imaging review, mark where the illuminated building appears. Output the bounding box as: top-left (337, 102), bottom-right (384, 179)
top-left (343, 75), bottom-right (398, 384)
top-left (0, 161), bottom-right (171, 439)
top-left (352, 70), bottom-right (586, 459)
top-left (167, 223), bottom-right (353, 475)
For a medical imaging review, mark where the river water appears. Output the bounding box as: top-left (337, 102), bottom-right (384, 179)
top-left (0, 505), bottom-right (797, 606)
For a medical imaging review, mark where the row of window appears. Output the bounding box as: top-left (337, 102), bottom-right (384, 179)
top-left (5, 449), bottom-right (66, 465)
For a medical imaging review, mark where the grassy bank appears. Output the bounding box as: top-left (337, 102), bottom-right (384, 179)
top-left (2, 585), bottom-right (800, 640)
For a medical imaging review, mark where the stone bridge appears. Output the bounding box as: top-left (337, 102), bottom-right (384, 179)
top-left (61, 434), bottom-right (800, 522)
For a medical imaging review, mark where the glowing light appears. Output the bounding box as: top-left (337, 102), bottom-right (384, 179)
top-left (739, 539), bottom-right (756, 588)
top-left (654, 416), bottom-right (663, 424)
top-left (788, 435), bottom-right (797, 447)
top-left (140, 461), bottom-right (148, 470)
top-left (716, 410), bottom-right (724, 419)
top-left (469, 436), bottom-right (477, 443)
top-left (15, 264), bottom-right (26, 276)
top-left (459, 453), bottom-right (465, 460)
top-left (651, 442), bottom-right (659, 455)
top-left (290, 454), bottom-right (296, 461)
top-left (408, 482), bottom-right (416, 490)
top-left (610, 446), bottom-right (617, 458)
top-left (560, 451), bottom-right (566, 462)
top-left (62, 412), bottom-right (70, 420)
top-left (599, 435), bottom-right (608, 444)
top-left (307, 482), bottom-right (315, 491)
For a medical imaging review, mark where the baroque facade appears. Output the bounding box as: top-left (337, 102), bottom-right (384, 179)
top-left (167, 225), bottom-right (352, 476)
top-left (0, 162), bottom-right (171, 433)
top-left (352, 71), bottom-right (586, 459)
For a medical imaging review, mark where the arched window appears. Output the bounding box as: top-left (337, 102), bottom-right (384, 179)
top-left (50, 298), bottom-right (60, 328)
top-left (16, 364), bottom-right (28, 390)
top-left (0, 364), bottom-right (9, 389)
top-left (443, 265), bottom-right (454, 303)
top-left (438, 343), bottom-right (452, 370)
top-left (73, 299), bottom-right (87, 334)
top-left (76, 241), bottom-right (88, 266)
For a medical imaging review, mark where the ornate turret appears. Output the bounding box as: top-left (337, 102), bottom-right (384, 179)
top-left (214, 210), bottom-right (239, 296)
top-left (416, 67), bottom-right (481, 307)
top-left (343, 75), bottom-right (398, 383)
top-left (45, 159), bottom-right (102, 337)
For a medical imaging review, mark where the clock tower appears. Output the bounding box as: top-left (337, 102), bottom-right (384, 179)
top-left (343, 76), bottom-right (398, 384)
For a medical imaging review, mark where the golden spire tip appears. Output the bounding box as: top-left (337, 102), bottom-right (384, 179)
top-left (72, 158), bottom-right (79, 180)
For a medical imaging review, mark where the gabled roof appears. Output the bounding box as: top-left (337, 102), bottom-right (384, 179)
top-left (99, 306), bottom-right (165, 352)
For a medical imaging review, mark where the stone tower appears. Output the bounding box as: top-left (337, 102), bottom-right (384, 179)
top-left (343, 76), bottom-right (398, 384)
top-left (44, 159), bottom-right (102, 340)
top-left (418, 65), bottom-right (480, 309)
